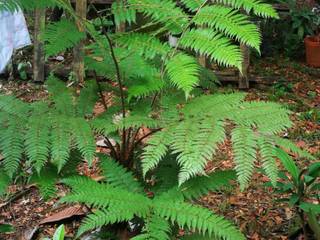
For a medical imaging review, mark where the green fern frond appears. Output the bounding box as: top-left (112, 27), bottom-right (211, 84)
top-left (78, 208), bottom-right (136, 237)
top-left (231, 126), bottom-right (256, 190)
top-left (99, 154), bottom-right (143, 193)
top-left (0, 119), bottom-right (24, 177)
top-left (165, 53), bottom-right (200, 97)
top-left (154, 200), bottom-right (245, 240)
top-left (47, 75), bottom-right (75, 116)
top-left (61, 176), bottom-right (151, 211)
top-left (0, 0), bottom-right (58, 12)
top-left (50, 116), bottom-right (71, 171)
top-left (0, 95), bottom-right (30, 118)
top-left (211, 0), bottom-right (278, 18)
top-left (30, 166), bottom-right (58, 200)
top-left (25, 116), bottom-right (51, 173)
top-left (182, 93), bottom-right (245, 117)
top-left (127, 77), bottom-right (165, 100)
top-left (127, 0), bottom-right (188, 34)
top-left (173, 119), bottom-right (226, 185)
top-left (272, 136), bottom-right (315, 160)
top-left (180, 29), bottom-right (242, 69)
top-left (231, 101), bottom-right (292, 134)
top-left (142, 129), bottom-right (173, 177)
top-left (257, 136), bottom-right (278, 186)
top-left (180, 0), bottom-right (205, 11)
top-left (42, 19), bottom-right (86, 57)
top-left (76, 80), bottom-right (99, 117)
top-left (112, 1), bottom-right (136, 27)
top-left (116, 33), bottom-right (171, 59)
top-left (181, 170), bottom-right (236, 200)
top-left (193, 6), bottom-right (261, 51)
top-left (71, 118), bottom-right (96, 166)
top-left (132, 215), bottom-right (171, 240)
top-left (0, 169), bottom-right (10, 196)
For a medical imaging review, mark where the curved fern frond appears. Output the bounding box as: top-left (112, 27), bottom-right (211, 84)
top-left (42, 19), bottom-right (86, 57)
top-left (47, 75), bottom-right (75, 116)
top-left (116, 33), bottom-right (171, 59)
top-left (180, 0), bottom-right (206, 11)
top-left (99, 154), bottom-right (143, 193)
top-left (0, 169), bottom-right (10, 196)
top-left (180, 29), bottom-right (242, 69)
top-left (272, 136), bottom-right (315, 160)
top-left (211, 0), bottom-right (278, 18)
top-left (25, 116), bottom-right (51, 173)
top-left (50, 116), bottom-right (71, 171)
top-left (165, 53), bottom-right (200, 97)
top-left (77, 208), bottom-right (135, 237)
top-left (76, 80), bottom-right (99, 117)
top-left (0, 118), bottom-right (24, 177)
top-left (61, 176), bottom-right (151, 212)
top-left (71, 118), bottom-right (96, 166)
top-left (231, 126), bottom-right (256, 190)
top-left (132, 215), bottom-right (171, 240)
top-left (127, 0), bottom-right (188, 34)
top-left (257, 136), bottom-right (278, 186)
top-left (111, 1), bottom-right (136, 27)
top-left (154, 200), bottom-right (245, 240)
top-left (193, 6), bottom-right (261, 51)
top-left (181, 170), bottom-right (236, 200)
top-left (173, 119), bottom-right (226, 185)
top-left (142, 129), bottom-right (173, 177)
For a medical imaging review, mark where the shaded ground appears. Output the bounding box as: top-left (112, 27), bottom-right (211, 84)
top-left (0, 57), bottom-right (319, 240)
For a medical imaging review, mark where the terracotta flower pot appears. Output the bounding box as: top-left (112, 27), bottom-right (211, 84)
top-left (305, 36), bottom-right (320, 67)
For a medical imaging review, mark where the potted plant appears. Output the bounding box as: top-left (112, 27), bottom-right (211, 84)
top-left (305, 5), bottom-right (320, 67)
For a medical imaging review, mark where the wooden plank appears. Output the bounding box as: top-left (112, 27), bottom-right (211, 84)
top-left (73, 0), bottom-right (87, 84)
top-left (238, 44), bottom-right (250, 89)
top-left (33, 8), bottom-right (46, 83)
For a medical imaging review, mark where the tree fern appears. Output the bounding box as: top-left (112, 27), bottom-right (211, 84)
top-left (99, 155), bottom-right (143, 193)
top-left (25, 115), bottom-right (51, 173)
top-left (111, 1), bottom-right (136, 27)
top-left (127, 0), bottom-right (188, 34)
top-left (165, 53), bottom-right (200, 98)
top-left (173, 119), bottom-right (226, 185)
top-left (180, 29), bottom-right (242, 69)
top-left (0, 118), bottom-right (24, 177)
top-left (43, 19), bottom-right (86, 57)
top-left (71, 118), bottom-right (96, 166)
top-left (211, 0), bottom-right (278, 18)
top-left (142, 129), bottom-right (173, 177)
top-left (50, 116), bottom-right (71, 171)
top-left (132, 215), bottom-right (171, 240)
top-left (115, 33), bottom-right (171, 59)
top-left (77, 208), bottom-right (133, 237)
top-left (193, 5), bottom-right (261, 51)
top-left (154, 200), bottom-right (245, 240)
top-left (257, 136), bottom-right (278, 186)
top-left (231, 126), bottom-right (256, 190)
top-left (181, 170), bottom-right (236, 200)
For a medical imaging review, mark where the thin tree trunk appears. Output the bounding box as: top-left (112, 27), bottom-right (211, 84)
top-left (33, 8), bottom-right (46, 83)
top-left (73, 0), bottom-right (87, 84)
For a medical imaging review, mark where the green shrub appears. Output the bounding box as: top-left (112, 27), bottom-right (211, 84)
top-left (0, 0), bottom-right (315, 238)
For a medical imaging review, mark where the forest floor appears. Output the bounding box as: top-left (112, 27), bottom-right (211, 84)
top-left (0, 57), bottom-right (319, 240)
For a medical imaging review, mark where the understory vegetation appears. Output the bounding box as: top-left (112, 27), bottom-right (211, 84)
top-left (0, 0), bottom-right (319, 239)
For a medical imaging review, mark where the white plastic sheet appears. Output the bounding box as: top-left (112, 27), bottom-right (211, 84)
top-left (0, 10), bottom-right (31, 73)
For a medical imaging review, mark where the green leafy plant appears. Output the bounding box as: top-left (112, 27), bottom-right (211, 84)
top-left (268, 148), bottom-right (320, 239)
top-left (43, 225), bottom-right (65, 240)
top-left (0, 0), bottom-right (315, 239)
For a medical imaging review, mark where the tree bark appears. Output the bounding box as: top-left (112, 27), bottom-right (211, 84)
top-left (73, 0), bottom-right (87, 84)
top-left (33, 8), bottom-right (46, 83)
